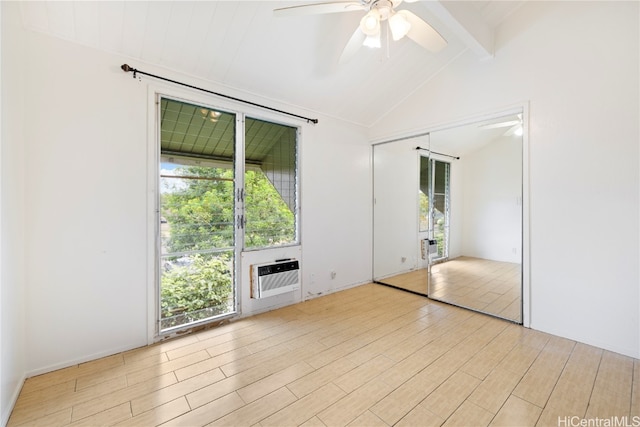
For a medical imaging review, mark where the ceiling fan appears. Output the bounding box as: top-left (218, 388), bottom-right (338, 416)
top-left (274, 0), bottom-right (447, 63)
top-left (479, 114), bottom-right (523, 137)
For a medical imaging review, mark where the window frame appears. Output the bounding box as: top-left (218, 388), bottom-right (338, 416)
top-left (149, 91), bottom-right (303, 341)
top-left (242, 116), bottom-right (301, 252)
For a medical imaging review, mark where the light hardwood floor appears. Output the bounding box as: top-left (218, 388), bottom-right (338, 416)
top-left (9, 284), bottom-right (639, 427)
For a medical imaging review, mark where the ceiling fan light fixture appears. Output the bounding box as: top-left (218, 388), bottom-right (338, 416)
top-left (363, 33), bottom-right (381, 48)
top-left (360, 9), bottom-right (380, 36)
top-left (274, 0), bottom-right (447, 61)
top-left (389, 12), bottom-right (411, 41)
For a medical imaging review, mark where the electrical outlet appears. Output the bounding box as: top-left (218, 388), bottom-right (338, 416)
top-left (330, 271), bottom-right (336, 280)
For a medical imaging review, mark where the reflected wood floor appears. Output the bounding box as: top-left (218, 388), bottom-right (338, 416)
top-left (378, 269), bottom-right (428, 295)
top-left (9, 284), bottom-right (639, 427)
top-left (431, 257), bottom-right (521, 322)
top-left (381, 257), bottom-right (521, 322)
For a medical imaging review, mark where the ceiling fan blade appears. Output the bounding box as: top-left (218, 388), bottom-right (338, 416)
top-left (398, 10), bottom-right (447, 52)
top-left (274, 1), bottom-right (364, 17)
top-left (339, 26), bottom-right (366, 64)
top-left (504, 124), bottom-right (522, 136)
top-left (479, 120), bottom-right (521, 129)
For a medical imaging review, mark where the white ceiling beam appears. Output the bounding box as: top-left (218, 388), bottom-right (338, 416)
top-left (423, 1), bottom-right (494, 59)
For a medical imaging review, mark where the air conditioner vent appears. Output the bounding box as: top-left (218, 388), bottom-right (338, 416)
top-left (251, 260), bottom-right (300, 299)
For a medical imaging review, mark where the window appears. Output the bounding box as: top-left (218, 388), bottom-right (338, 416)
top-left (156, 97), bottom-right (299, 333)
top-left (244, 118), bottom-right (298, 249)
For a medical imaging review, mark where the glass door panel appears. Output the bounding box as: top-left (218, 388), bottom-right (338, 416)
top-left (158, 97), bottom-right (237, 333)
top-left (159, 160), bottom-right (236, 331)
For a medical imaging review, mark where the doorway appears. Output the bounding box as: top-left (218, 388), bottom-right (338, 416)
top-left (154, 96), bottom-right (301, 335)
top-left (157, 99), bottom-right (239, 333)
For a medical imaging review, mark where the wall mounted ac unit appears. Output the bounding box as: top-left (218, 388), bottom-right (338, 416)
top-left (251, 260), bottom-right (300, 299)
top-left (421, 239), bottom-right (439, 260)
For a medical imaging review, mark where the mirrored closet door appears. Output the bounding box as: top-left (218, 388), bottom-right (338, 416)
top-left (373, 111), bottom-right (524, 323)
top-left (373, 134), bottom-right (430, 295)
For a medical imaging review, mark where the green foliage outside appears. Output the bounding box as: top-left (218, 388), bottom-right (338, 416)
top-left (162, 166), bottom-right (295, 253)
top-left (419, 191), bottom-right (429, 231)
top-left (163, 166), bottom-right (235, 253)
top-left (160, 164), bottom-right (295, 327)
top-left (244, 169), bottom-right (295, 248)
top-left (434, 218), bottom-right (445, 258)
top-left (160, 254), bottom-right (232, 328)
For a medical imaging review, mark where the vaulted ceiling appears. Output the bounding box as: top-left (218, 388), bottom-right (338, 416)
top-left (19, 1), bottom-right (526, 127)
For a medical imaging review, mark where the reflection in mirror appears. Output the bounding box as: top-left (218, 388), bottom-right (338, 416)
top-left (420, 156), bottom-right (451, 261)
top-left (373, 111), bottom-right (523, 323)
top-left (373, 135), bottom-right (429, 295)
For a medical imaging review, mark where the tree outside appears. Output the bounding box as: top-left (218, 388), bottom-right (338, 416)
top-left (160, 164), bottom-right (295, 329)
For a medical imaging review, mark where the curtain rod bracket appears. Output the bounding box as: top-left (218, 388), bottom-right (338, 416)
top-left (121, 64), bottom-right (139, 79)
top-left (120, 63), bottom-right (318, 124)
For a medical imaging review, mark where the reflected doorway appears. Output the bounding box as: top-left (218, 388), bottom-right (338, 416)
top-left (420, 156), bottom-right (451, 262)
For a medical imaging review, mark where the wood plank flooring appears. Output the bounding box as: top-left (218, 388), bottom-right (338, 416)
top-left (9, 283), bottom-right (639, 427)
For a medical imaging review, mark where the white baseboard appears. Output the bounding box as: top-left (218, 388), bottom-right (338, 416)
top-left (303, 279), bottom-right (371, 301)
top-left (25, 341), bottom-right (145, 378)
top-left (2, 373), bottom-right (26, 427)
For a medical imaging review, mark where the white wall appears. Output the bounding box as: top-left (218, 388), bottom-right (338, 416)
top-left (1, 3), bottom-right (27, 424)
top-left (2, 5), bottom-right (372, 377)
top-left (448, 161), bottom-right (463, 259)
top-left (22, 29), bottom-right (150, 375)
top-left (459, 137), bottom-right (522, 263)
top-left (301, 118), bottom-right (372, 297)
top-left (370, 1), bottom-right (639, 358)
top-left (239, 114), bottom-right (373, 311)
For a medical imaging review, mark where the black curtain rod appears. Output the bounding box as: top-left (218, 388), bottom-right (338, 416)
top-left (120, 64), bottom-right (318, 124)
top-left (415, 146), bottom-right (460, 160)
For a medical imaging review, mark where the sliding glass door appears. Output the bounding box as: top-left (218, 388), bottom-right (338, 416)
top-left (156, 96), bottom-right (300, 334)
top-left (158, 98), bottom-right (239, 333)
top-left (159, 157), bottom-right (237, 331)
